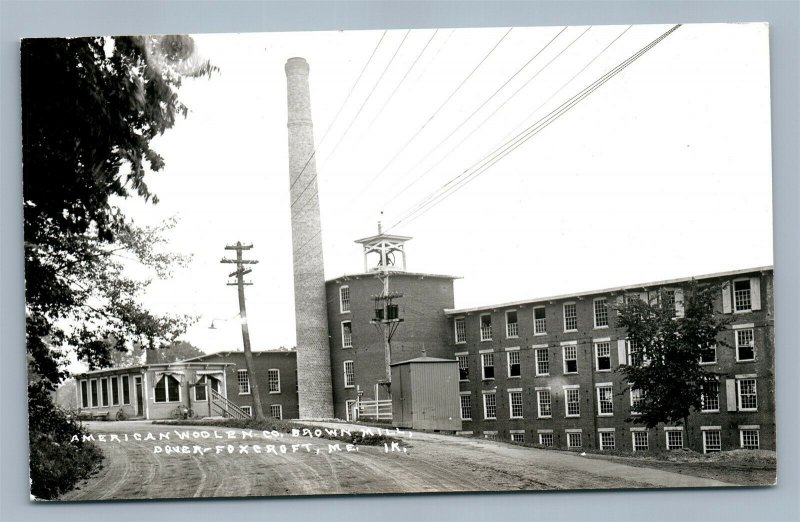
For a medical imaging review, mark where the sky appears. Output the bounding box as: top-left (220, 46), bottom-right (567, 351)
top-left (113, 22), bottom-right (772, 356)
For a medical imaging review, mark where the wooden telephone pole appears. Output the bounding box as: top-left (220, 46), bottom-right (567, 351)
top-left (221, 242), bottom-right (265, 421)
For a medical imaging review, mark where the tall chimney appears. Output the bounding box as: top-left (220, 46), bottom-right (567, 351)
top-left (285, 57), bottom-right (334, 419)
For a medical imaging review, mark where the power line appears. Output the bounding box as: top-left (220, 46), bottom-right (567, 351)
top-left (387, 24), bottom-right (681, 232)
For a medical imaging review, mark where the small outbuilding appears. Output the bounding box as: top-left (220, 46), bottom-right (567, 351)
top-left (389, 356), bottom-right (462, 431)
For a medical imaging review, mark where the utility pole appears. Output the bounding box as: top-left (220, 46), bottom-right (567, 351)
top-left (221, 242), bottom-right (265, 421)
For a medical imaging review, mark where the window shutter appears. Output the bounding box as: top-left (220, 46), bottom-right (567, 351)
top-left (725, 379), bottom-right (737, 412)
top-left (750, 276), bottom-right (762, 311)
top-left (722, 281), bottom-right (732, 314)
top-left (674, 288), bottom-right (684, 317)
top-left (617, 340), bottom-right (627, 366)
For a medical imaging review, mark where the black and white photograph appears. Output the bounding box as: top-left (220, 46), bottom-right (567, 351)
top-left (21, 22), bottom-right (776, 502)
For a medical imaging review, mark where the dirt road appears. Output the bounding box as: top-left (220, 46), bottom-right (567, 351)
top-left (61, 420), bottom-right (732, 501)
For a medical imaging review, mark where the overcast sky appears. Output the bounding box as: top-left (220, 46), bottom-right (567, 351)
top-left (114, 22), bottom-right (772, 355)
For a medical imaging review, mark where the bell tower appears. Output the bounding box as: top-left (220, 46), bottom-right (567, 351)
top-left (354, 222), bottom-right (412, 273)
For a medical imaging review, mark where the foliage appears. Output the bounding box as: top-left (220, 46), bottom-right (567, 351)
top-left (616, 282), bottom-right (730, 430)
top-left (28, 381), bottom-right (104, 500)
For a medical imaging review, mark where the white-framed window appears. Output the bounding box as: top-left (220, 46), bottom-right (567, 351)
top-left (343, 360), bottom-right (355, 388)
top-left (700, 343), bottom-right (717, 365)
top-left (506, 310), bottom-right (519, 338)
top-left (480, 314), bottom-right (492, 341)
top-left (630, 388), bottom-right (644, 415)
top-left (533, 306), bottom-right (546, 335)
top-left (703, 430), bottom-right (722, 453)
top-left (737, 378), bottom-right (757, 411)
top-left (510, 432), bottom-right (525, 443)
top-left (538, 432), bottom-right (554, 447)
top-left (110, 376), bottom-right (119, 406)
top-left (270, 404), bottom-right (283, 419)
top-left (534, 347), bottom-right (549, 376)
top-left (593, 298), bottom-right (609, 328)
top-left (341, 320), bottom-right (353, 348)
top-left (457, 354), bottom-right (469, 381)
top-left (735, 327), bottom-right (755, 361)
top-left (194, 375), bottom-right (221, 401)
top-left (481, 352), bottom-right (495, 380)
top-left (565, 387), bottom-right (580, 417)
top-left (90, 379), bottom-right (98, 408)
top-left (268, 369), bottom-right (281, 393)
top-left (241, 405), bottom-right (252, 417)
top-left (701, 379), bottom-right (719, 412)
top-left (563, 344), bottom-right (578, 374)
top-left (155, 374), bottom-right (181, 403)
top-left (566, 432), bottom-right (582, 448)
top-left (536, 389), bottom-right (552, 418)
top-left (80, 380), bottom-right (89, 408)
top-left (595, 341), bottom-right (611, 371)
top-left (482, 392), bottom-right (497, 420)
top-left (509, 390), bottom-right (523, 418)
top-left (339, 285), bottom-right (351, 313)
top-left (563, 302), bottom-right (577, 332)
top-left (483, 431), bottom-right (498, 440)
top-left (237, 369), bottom-right (250, 395)
top-left (740, 428), bottom-right (760, 449)
top-left (666, 429), bottom-right (684, 450)
top-left (599, 431), bottom-right (615, 450)
top-left (507, 349), bottom-right (521, 378)
top-left (733, 279), bottom-right (752, 312)
top-left (626, 339), bottom-right (646, 367)
top-left (121, 375), bottom-right (130, 405)
top-left (345, 400), bottom-right (357, 422)
top-left (454, 317), bottom-right (466, 344)
top-left (459, 393), bottom-right (472, 420)
top-left (100, 377), bottom-right (109, 407)
top-left (632, 430), bottom-right (649, 451)
top-left (597, 385), bottom-right (613, 416)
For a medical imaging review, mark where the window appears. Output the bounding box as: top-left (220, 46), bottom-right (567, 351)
top-left (506, 310), bottom-right (519, 338)
top-left (630, 388), bottom-right (644, 415)
top-left (194, 375), bottom-right (221, 401)
top-left (701, 380), bottom-right (719, 412)
top-left (483, 393), bottom-right (497, 420)
top-left (155, 374), bottom-right (180, 403)
top-left (454, 317), bottom-right (466, 344)
top-left (460, 394), bottom-right (472, 420)
top-left (237, 370), bottom-right (250, 395)
top-left (626, 339), bottom-right (644, 366)
top-left (663, 290), bottom-right (676, 317)
top-left (563, 303), bottom-right (577, 332)
top-left (539, 433), bottom-right (554, 447)
top-left (666, 430), bottom-right (684, 450)
top-left (510, 432), bottom-right (525, 443)
top-left (268, 369), bottom-right (281, 393)
top-left (536, 390), bottom-right (552, 418)
top-left (90, 380), bottom-right (98, 407)
top-left (597, 385), bottom-right (613, 416)
top-left (599, 432), bottom-right (615, 450)
top-left (457, 354), bottom-right (469, 381)
top-left (339, 286), bottom-right (350, 313)
top-left (344, 361), bottom-right (355, 388)
top-left (80, 380), bottom-right (89, 408)
top-left (737, 378), bottom-right (757, 410)
top-left (593, 298), bottom-right (608, 328)
top-left (632, 431), bottom-right (649, 451)
top-left (563, 345), bottom-right (578, 374)
top-left (480, 314), bottom-right (492, 341)
top-left (110, 376), bottom-right (119, 406)
top-left (270, 404), bottom-right (283, 419)
top-left (533, 306), bottom-right (546, 334)
top-left (565, 387), bottom-right (580, 417)
top-left (483, 431), bottom-right (497, 440)
top-left (535, 347), bottom-right (549, 376)
top-left (100, 377), bottom-right (109, 407)
top-left (509, 391), bottom-right (523, 418)
top-left (121, 375), bottom-right (130, 405)
top-left (481, 352), bottom-right (495, 380)
top-left (345, 400), bottom-right (357, 422)
top-left (507, 350), bottom-right (521, 378)
top-left (733, 279), bottom-right (752, 312)
top-left (703, 430), bottom-right (722, 453)
top-left (241, 406), bottom-right (252, 417)
top-left (567, 432), bottom-right (582, 448)
top-left (700, 343), bottom-right (717, 364)
top-left (740, 429), bottom-right (760, 449)
top-left (595, 342), bottom-right (611, 371)
top-left (341, 321), bottom-right (353, 348)
top-left (735, 328), bottom-right (755, 361)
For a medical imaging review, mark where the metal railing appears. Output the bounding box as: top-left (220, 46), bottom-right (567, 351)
top-left (209, 388), bottom-right (251, 420)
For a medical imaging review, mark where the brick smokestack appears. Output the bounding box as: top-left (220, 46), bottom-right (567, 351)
top-left (285, 57), bottom-right (334, 419)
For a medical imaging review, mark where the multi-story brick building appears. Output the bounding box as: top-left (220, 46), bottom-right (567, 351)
top-left (443, 267), bottom-right (774, 453)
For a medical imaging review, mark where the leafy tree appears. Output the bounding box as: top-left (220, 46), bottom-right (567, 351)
top-left (616, 283), bottom-right (730, 439)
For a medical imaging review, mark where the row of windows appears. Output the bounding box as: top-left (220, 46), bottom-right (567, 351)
top-left (459, 378), bottom-right (759, 421)
top-left (238, 404), bottom-right (284, 419)
top-left (235, 369), bottom-right (283, 395)
top-left (79, 375), bottom-right (132, 408)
